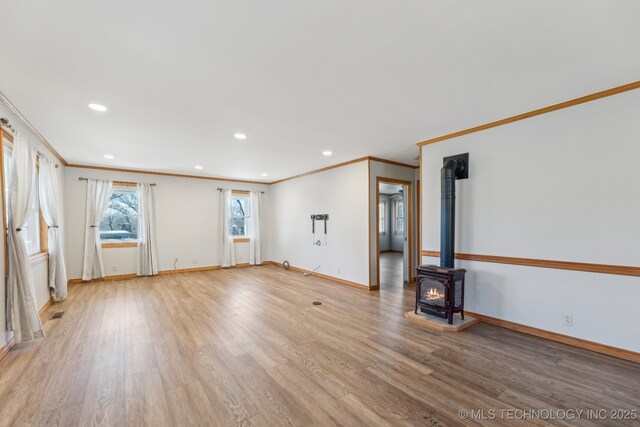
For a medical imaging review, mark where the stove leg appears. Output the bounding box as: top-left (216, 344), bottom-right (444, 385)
top-left (447, 310), bottom-right (453, 325)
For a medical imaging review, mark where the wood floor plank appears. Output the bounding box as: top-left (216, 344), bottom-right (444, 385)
top-left (190, 344), bottom-right (260, 426)
top-left (222, 352), bottom-right (315, 427)
top-left (166, 381), bottom-right (219, 427)
top-left (339, 393), bottom-right (393, 427)
top-left (265, 362), bottom-right (349, 426)
top-left (30, 402), bottom-right (84, 427)
top-left (125, 367), bottom-right (173, 427)
top-left (78, 351), bottom-right (126, 426)
top-left (380, 251), bottom-right (405, 290)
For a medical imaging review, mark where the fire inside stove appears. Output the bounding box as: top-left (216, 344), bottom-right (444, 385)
top-left (423, 287), bottom-right (445, 304)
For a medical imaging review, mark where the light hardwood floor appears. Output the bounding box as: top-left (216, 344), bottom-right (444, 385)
top-left (380, 251), bottom-right (404, 290)
top-left (1, 265), bottom-right (639, 426)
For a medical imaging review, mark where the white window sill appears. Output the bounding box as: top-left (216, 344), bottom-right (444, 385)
top-left (101, 242), bottom-right (138, 248)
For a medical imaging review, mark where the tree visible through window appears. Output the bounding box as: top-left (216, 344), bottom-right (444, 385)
top-left (99, 186), bottom-right (139, 243)
top-left (230, 194), bottom-right (250, 237)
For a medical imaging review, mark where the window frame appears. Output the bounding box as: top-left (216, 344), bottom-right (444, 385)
top-left (23, 167), bottom-right (44, 256)
top-left (378, 200), bottom-right (387, 236)
top-left (393, 198), bottom-right (404, 235)
top-left (0, 130), bottom-right (49, 273)
top-left (100, 182), bottom-right (139, 248)
top-left (230, 190), bottom-right (251, 242)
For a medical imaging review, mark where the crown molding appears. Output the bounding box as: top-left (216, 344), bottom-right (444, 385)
top-left (269, 156), bottom-right (418, 185)
top-left (0, 90), bottom-right (68, 165)
top-left (368, 156), bottom-right (419, 169)
top-left (268, 157), bottom-right (371, 184)
top-left (66, 163), bottom-right (269, 185)
top-left (67, 155), bottom-right (418, 187)
top-left (417, 80), bottom-right (640, 147)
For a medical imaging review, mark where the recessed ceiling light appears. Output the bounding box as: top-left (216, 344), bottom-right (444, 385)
top-left (261, 173), bottom-right (268, 177)
top-left (322, 150), bottom-right (332, 156)
top-left (234, 133), bottom-right (247, 140)
top-left (195, 165), bottom-right (203, 170)
top-left (104, 154), bottom-right (114, 159)
top-left (88, 103), bottom-right (108, 112)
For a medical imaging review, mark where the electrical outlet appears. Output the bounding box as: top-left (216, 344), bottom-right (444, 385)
top-left (192, 259), bottom-right (198, 265)
top-left (564, 314), bottom-right (573, 326)
top-left (112, 265), bottom-right (118, 272)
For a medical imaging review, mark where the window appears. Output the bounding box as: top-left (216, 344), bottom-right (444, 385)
top-left (23, 177), bottom-right (41, 255)
top-left (99, 185), bottom-right (139, 244)
top-left (393, 199), bottom-right (404, 235)
top-left (378, 201), bottom-right (386, 235)
top-left (1, 142), bottom-right (43, 256)
top-left (230, 193), bottom-right (250, 237)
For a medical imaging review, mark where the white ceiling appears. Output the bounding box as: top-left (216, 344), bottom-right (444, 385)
top-left (379, 182), bottom-right (402, 196)
top-left (1, 1), bottom-right (639, 182)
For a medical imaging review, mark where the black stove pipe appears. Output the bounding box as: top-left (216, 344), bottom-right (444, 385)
top-left (440, 159), bottom-right (464, 268)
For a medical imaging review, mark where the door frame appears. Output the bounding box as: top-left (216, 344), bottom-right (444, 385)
top-left (376, 176), bottom-right (413, 287)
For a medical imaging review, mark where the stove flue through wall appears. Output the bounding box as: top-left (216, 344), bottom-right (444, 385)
top-left (416, 153), bottom-right (468, 324)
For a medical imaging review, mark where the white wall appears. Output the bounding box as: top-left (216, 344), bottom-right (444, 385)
top-left (64, 167), bottom-right (268, 279)
top-left (0, 102), bottom-right (67, 348)
top-left (421, 89), bottom-right (640, 352)
top-left (265, 161), bottom-right (369, 286)
top-left (369, 160), bottom-right (417, 285)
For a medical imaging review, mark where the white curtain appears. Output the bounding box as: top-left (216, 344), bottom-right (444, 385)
top-left (137, 183), bottom-right (158, 276)
top-left (249, 191), bottom-right (262, 265)
top-left (219, 189), bottom-right (235, 267)
top-left (81, 179), bottom-right (112, 281)
top-left (6, 132), bottom-right (43, 342)
top-left (38, 156), bottom-right (68, 301)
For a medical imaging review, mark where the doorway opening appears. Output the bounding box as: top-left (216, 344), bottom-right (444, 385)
top-left (376, 178), bottom-right (412, 289)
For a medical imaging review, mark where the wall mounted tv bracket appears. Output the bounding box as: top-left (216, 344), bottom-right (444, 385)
top-left (311, 214), bottom-right (329, 246)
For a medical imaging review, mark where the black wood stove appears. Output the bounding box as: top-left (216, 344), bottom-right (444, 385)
top-left (415, 153), bottom-right (468, 324)
top-left (415, 265), bottom-right (466, 324)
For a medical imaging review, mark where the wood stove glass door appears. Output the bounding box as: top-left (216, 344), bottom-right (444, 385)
top-left (420, 278), bottom-right (446, 309)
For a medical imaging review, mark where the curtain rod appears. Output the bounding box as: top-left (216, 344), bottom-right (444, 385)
top-left (79, 177), bottom-right (156, 186)
top-left (36, 151), bottom-right (59, 168)
top-left (217, 187), bottom-right (264, 194)
top-left (0, 118), bottom-right (15, 132)
top-left (3, 118), bottom-right (60, 168)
